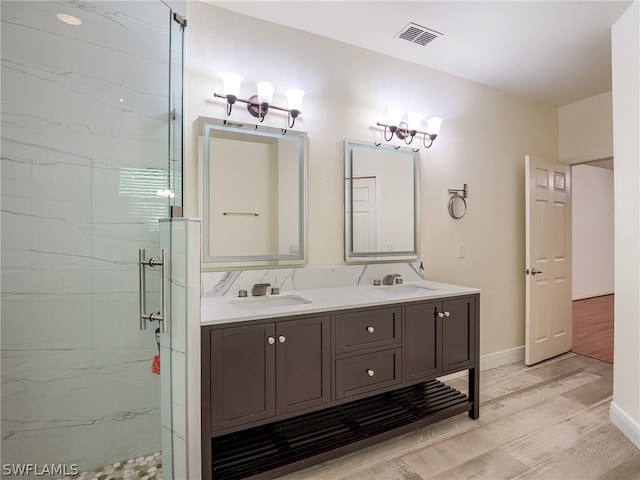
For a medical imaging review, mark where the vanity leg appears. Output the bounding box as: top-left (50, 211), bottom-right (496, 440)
top-left (468, 366), bottom-right (480, 419)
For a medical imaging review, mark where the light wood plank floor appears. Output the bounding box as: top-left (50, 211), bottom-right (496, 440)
top-left (572, 295), bottom-right (614, 364)
top-left (282, 353), bottom-right (639, 480)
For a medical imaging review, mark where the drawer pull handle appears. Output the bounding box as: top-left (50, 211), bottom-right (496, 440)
top-left (267, 336), bottom-right (275, 345)
top-left (366, 326), bottom-right (375, 333)
top-left (367, 369), bottom-right (375, 377)
top-left (278, 335), bottom-right (286, 343)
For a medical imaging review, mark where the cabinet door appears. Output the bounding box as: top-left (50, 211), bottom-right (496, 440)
top-left (210, 323), bottom-right (276, 431)
top-left (404, 301), bottom-right (438, 382)
top-left (276, 316), bottom-right (331, 415)
top-left (441, 296), bottom-right (476, 373)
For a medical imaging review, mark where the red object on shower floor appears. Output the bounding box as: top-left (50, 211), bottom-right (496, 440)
top-left (151, 354), bottom-right (160, 374)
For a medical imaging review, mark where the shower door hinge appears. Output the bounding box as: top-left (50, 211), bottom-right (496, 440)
top-left (173, 12), bottom-right (187, 27)
top-left (170, 206), bottom-right (183, 218)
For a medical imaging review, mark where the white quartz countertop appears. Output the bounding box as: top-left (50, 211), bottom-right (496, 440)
top-left (201, 280), bottom-right (480, 326)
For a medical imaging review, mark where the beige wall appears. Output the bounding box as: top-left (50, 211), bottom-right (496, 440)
top-left (571, 164), bottom-right (614, 300)
top-left (611, 0), bottom-right (640, 447)
top-left (184, 2), bottom-right (559, 357)
top-left (559, 91), bottom-right (613, 163)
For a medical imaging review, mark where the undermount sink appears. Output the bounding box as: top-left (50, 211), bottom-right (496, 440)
top-left (230, 295), bottom-right (312, 310)
top-left (376, 283), bottom-right (438, 293)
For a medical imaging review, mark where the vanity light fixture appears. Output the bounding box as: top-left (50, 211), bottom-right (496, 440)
top-left (376, 110), bottom-right (442, 149)
top-left (214, 72), bottom-right (305, 128)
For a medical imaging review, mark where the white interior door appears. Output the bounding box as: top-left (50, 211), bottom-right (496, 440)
top-left (525, 155), bottom-right (572, 365)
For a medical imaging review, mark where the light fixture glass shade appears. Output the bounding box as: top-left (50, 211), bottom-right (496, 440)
top-left (256, 81), bottom-right (275, 104)
top-left (427, 116), bottom-right (443, 135)
top-left (286, 89), bottom-right (305, 112)
top-left (387, 108), bottom-right (404, 127)
top-left (221, 72), bottom-right (243, 97)
top-left (407, 112), bottom-right (424, 131)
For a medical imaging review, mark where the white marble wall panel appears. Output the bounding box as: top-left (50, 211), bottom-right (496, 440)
top-left (1, 1), bottom-right (176, 474)
top-left (160, 218), bottom-right (201, 479)
top-left (201, 262), bottom-right (425, 297)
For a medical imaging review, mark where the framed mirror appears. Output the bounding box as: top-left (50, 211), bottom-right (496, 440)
top-left (199, 117), bottom-right (307, 268)
top-left (344, 139), bottom-right (419, 262)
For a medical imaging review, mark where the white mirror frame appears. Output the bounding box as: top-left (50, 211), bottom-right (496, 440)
top-left (198, 117), bottom-right (307, 269)
top-left (344, 139), bottom-right (420, 262)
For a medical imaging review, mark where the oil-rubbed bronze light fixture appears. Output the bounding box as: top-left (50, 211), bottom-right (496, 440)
top-left (376, 108), bottom-right (442, 148)
top-left (214, 72), bottom-right (305, 128)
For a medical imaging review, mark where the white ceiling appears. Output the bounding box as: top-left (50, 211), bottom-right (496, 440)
top-left (207, 0), bottom-right (633, 106)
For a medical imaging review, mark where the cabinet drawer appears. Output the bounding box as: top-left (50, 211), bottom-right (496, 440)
top-left (335, 348), bottom-right (402, 399)
top-left (335, 307), bottom-right (401, 354)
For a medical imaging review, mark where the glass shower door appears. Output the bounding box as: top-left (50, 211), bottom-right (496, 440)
top-left (160, 6), bottom-right (190, 479)
top-left (1, 1), bottom-right (185, 477)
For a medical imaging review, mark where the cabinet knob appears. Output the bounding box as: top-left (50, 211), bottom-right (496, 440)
top-left (278, 335), bottom-right (286, 343)
top-left (438, 312), bottom-right (445, 318)
top-left (444, 311), bottom-right (451, 317)
top-left (366, 326), bottom-right (375, 333)
top-left (267, 336), bottom-right (275, 345)
top-left (367, 369), bottom-right (375, 377)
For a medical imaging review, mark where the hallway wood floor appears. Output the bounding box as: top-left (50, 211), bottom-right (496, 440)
top-left (282, 353), bottom-right (639, 480)
top-left (572, 294), bottom-right (614, 363)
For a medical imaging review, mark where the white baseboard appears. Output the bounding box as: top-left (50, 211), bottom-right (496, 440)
top-left (572, 291), bottom-right (615, 301)
top-left (610, 401), bottom-right (640, 449)
top-left (480, 345), bottom-right (525, 371)
top-left (438, 346), bottom-right (525, 382)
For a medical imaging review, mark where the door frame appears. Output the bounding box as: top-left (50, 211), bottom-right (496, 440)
top-left (569, 159), bottom-right (615, 363)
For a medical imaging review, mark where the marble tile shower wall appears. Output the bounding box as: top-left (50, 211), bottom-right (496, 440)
top-left (1, 2), bottom-right (172, 473)
top-left (201, 262), bottom-right (424, 297)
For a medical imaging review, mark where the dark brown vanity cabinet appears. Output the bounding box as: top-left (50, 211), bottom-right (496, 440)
top-left (209, 323), bottom-right (275, 431)
top-left (335, 306), bottom-right (402, 399)
top-left (202, 293), bottom-right (479, 480)
top-left (403, 295), bottom-right (477, 382)
top-left (205, 315), bottom-right (330, 433)
top-left (441, 296), bottom-right (476, 373)
top-left (275, 315), bottom-right (331, 415)
top-left (335, 306), bottom-right (401, 354)
top-left (403, 301), bottom-right (439, 382)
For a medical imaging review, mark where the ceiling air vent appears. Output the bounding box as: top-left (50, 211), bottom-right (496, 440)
top-left (395, 22), bottom-right (443, 46)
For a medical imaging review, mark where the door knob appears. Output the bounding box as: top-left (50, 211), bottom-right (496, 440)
top-left (278, 335), bottom-right (286, 343)
top-left (267, 336), bottom-right (275, 345)
top-left (524, 268), bottom-right (543, 275)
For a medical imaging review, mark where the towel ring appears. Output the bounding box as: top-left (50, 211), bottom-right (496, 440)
top-left (448, 184), bottom-right (468, 219)
top-left (448, 194), bottom-right (467, 219)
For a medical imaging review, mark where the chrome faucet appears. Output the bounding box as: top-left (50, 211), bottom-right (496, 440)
top-left (381, 274), bottom-right (402, 285)
top-left (251, 283), bottom-right (271, 296)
